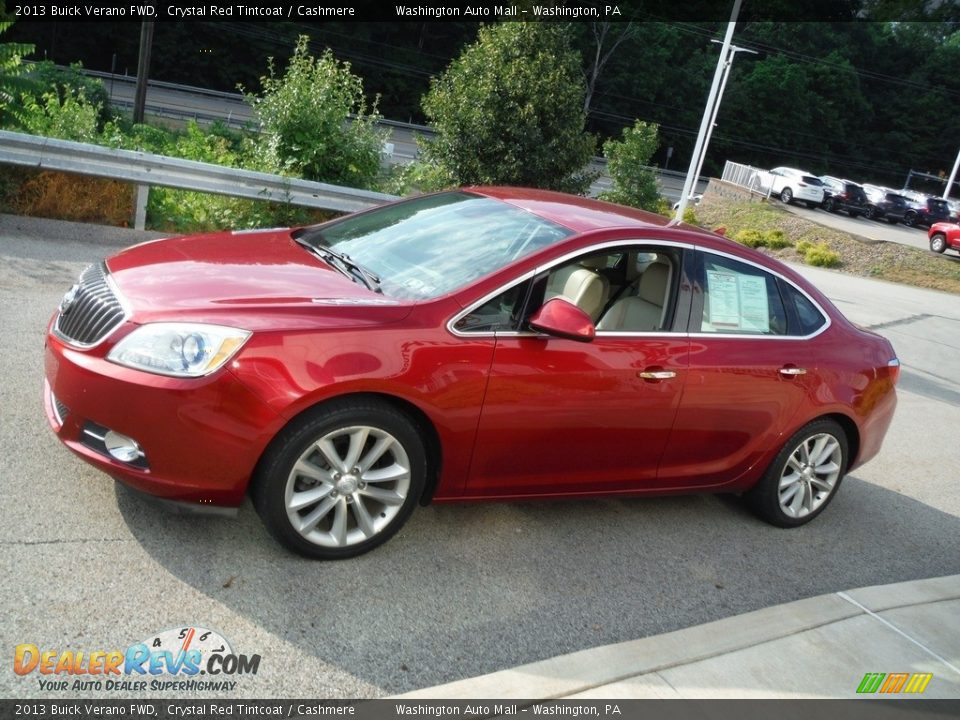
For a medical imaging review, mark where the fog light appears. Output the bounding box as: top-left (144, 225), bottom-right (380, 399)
top-left (104, 431), bottom-right (143, 463)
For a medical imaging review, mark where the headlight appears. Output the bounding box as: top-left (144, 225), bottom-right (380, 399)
top-left (107, 323), bottom-right (251, 378)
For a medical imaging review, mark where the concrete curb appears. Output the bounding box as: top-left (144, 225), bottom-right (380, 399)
top-left (396, 574), bottom-right (960, 700)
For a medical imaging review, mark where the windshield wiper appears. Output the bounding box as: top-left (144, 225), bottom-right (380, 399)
top-left (294, 236), bottom-right (382, 294)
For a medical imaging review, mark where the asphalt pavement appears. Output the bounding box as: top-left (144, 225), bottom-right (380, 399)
top-left (1, 214), bottom-right (958, 700)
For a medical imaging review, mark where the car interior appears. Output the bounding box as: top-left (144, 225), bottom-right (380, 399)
top-left (544, 251), bottom-right (675, 332)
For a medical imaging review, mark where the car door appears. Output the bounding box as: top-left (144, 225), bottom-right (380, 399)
top-left (656, 248), bottom-right (824, 488)
top-left (460, 243), bottom-right (693, 498)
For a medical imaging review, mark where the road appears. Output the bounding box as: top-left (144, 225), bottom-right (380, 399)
top-left (1, 215), bottom-right (958, 699)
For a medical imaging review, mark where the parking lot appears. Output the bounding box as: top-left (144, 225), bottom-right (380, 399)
top-left (2, 215), bottom-right (959, 699)
top-left (781, 201), bottom-right (940, 251)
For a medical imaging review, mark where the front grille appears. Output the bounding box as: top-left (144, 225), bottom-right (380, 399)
top-left (54, 263), bottom-right (126, 347)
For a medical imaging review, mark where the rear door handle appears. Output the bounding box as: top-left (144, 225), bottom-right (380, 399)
top-left (638, 370), bottom-right (677, 380)
top-left (779, 366), bottom-right (807, 377)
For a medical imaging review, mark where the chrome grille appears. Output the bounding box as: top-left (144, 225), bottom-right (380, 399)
top-left (54, 263), bottom-right (126, 347)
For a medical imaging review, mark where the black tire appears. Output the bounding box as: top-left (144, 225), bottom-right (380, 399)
top-left (251, 398), bottom-right (426, 559)
top-left (823, 198), bottom-right (835, 213)
top-left (780, 187), bottom-right (793, 204)
top-left (903, 211), bottom-right (917, 228)
top-left (744, 418), bottom-right (849, 528)
top-left (865, 206), bottom-right (878, 220)
top-left (930, 233), bottom-right (948, 254)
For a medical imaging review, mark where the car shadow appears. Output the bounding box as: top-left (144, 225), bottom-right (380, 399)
top-left (115, 475), bottom-right (960, 695)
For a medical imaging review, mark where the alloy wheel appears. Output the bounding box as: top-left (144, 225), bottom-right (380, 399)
top-left (777, 432), bottom-right (843, 519)
top-left (284, 425), bottom-right (412, 548)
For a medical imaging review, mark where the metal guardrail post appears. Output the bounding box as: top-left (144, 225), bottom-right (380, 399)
top-left (134, 185), bottom-right (150, 231)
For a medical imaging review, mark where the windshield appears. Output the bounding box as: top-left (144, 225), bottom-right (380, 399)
top-left (297, 192), bottom-right (573, 300)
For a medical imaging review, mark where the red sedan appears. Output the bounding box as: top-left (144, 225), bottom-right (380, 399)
top-left (44, 188), bottom-right (899, 558)
top-left (929, 222), bottom-right (960, 256)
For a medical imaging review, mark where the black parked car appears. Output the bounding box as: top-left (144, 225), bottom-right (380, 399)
top-left (820, 176), bottom-right (868, 217)
top-left (863, 185), bottom-right (908, 224)
top-left (902, 194), bottom-right (951, 228)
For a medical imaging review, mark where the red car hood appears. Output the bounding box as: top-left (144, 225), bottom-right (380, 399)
top-left (105, 229), bottom-right (412, 330)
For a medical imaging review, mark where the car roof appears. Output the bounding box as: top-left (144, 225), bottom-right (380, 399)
top-left (467, 186), bottom-right (672, 234)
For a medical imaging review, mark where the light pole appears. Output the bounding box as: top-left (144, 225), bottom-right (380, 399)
top-left (675, 0), bottom-right (741, 222)
top-left (943, 148), bottom-right (960, 200)
top-left (690, 41), bottom-right (758, 195)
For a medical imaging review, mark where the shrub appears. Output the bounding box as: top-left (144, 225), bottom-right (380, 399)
top-left (246, 36), bottom-right (385, 190)
top-left (796, 239), bottom-right (814, 254)
top-left (803, 242), bottom-right (841, 267)
top-left (0, 19), bottom-right (36, 128)
top-left (763, 229), bottom-right (793, 249)
top-left (734, 229), bottom-right (766, 248)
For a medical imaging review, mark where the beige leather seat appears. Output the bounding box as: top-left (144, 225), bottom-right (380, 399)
top-left (597, 261), bottom-right (671, 332)
top-left (544, 258), bottom-right (610, 322)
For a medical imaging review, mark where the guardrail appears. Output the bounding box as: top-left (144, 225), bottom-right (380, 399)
top-left (0, 130), bottom-right (398, 231)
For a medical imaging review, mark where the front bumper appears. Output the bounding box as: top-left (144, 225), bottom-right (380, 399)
top-left (44, 333), bottom-right (282, 507)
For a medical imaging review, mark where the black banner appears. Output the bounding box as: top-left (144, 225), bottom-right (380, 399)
top-left (3, 700), bottom-right (960, 720)
top-left (5, 0), bottom-right (940, 23)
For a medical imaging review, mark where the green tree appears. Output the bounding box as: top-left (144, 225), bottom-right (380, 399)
top-left (418, 22), bottom-right (596, 194)
top-left (246, 35), bottom-right (386, 189)
top-left (0, 17), bottom-right (36, 128)
top-left (599, 120), bottom-right (661, 211)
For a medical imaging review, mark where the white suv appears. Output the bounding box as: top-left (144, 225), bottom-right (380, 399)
top-left (756, 166), bottom-right (826, 207)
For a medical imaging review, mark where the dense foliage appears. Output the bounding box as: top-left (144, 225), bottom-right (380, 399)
top-left (246, 35), bottom-right (385, 188)
top-left (418, 22), bottom-right (596, 194)
top-left (0, 18), bottom-right (35, 127)
top-left (13, 18), bottom-right (954, 190)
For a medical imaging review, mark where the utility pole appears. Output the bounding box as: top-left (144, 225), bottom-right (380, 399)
top-left (944, 149), bottom-right (960, 200)
top-left (675, 0), bottom-right (742, 222)
top-left (133, 21), bottom-right (154, 124)
top-left (691, 41), bottom-right (758, 195)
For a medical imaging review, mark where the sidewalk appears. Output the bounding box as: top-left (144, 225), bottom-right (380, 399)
top-left (397, 574), bottom-right (960, 699)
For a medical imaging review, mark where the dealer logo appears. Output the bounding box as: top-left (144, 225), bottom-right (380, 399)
top-left (14, 626), bottom-right (261, 693)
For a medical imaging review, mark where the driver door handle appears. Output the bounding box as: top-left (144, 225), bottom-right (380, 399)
top-left (779, 366), bottom-right (807, 377)
top-left (638, 370), bottom-right (676, 380)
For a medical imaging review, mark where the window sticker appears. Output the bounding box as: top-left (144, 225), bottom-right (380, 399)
top-left (706, 269), bottom-right (770, 332)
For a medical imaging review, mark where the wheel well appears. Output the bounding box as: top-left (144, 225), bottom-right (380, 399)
top-left (823, 413), bottom-right (860, 468)
top-left (257, 392), bottom-right (443, 506)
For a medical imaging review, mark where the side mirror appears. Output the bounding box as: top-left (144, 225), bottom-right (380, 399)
top-left (528, 298), bottom-right (596, 343)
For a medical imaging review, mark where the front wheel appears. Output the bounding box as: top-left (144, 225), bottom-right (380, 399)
top-left (251, 398), bottom-right (426, 559)
top-left (823, 198), bottom-right (835, 212)
top-left (930, 233), bottom-right (948, 253)
top-left (903, 211), bottom-right (917, 228)
top-left (780, 187), bottom-right (793, 204)
top-left (745, 419), bottom-right (848, 528)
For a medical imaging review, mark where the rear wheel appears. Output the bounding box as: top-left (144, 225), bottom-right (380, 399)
top-left (823, 198), bottom-right (836, 212)
top-left (903, 211), bottom-right (918, 228)
top-left (866, 206), bottom-right (878, 220)
top-left (930, 233), bottom-right (947, 253)
top-left (745, 419), bottom-right (848, 528)
top-left (780, 187), bottom-right (793, 204)
top-left (251, 398), bottom-right (426, 559)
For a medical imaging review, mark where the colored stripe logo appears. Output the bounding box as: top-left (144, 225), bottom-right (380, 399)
top-left (857, 672), bottom-right (933, 694)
